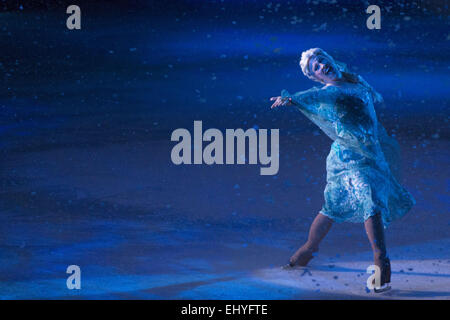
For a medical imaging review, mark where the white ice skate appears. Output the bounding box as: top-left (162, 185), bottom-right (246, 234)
top-left (373, 283), bottom-right (391, 293)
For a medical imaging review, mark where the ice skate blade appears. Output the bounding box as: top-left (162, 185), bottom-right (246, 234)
top-left (281, 263), bottom-right (309, 271)
top-left (373, 284), bottom-right (391, 293)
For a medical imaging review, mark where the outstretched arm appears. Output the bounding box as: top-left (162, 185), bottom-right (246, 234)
top-left (270, 89), bottom-right (315, 110)
top-left (287, 88), bottom-right (322, 113)
top-left (271, 86), bottom-right (334, 115)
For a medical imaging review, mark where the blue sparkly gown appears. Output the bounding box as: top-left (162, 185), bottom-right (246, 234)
top-left (282, 77), bottom-right (415, 227)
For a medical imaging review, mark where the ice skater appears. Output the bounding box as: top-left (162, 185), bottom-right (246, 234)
top-left (270, 48), bottom-right (415, 292)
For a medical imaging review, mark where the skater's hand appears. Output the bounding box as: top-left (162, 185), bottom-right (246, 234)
top-left (270, 96), bottom-right (293, 109)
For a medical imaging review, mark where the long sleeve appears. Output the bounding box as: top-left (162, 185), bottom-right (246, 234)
top-left (281, 86), bottom-right (341, 141)
top-left (281, 86), bottom-right (334, 116)
top-left (378, 124), bottom-right (401, 180)
top-left (357, 75), bottom-right (384, 104)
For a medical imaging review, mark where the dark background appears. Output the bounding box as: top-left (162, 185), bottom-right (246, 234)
top-left (0, 0), bottom-right (449, 299)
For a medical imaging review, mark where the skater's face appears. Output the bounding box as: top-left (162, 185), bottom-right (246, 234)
top-left (309, 55), bottom-right (342, 84)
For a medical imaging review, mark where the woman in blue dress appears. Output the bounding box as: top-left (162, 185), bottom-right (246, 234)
top-left (270, 48), bottom-right (415, 291)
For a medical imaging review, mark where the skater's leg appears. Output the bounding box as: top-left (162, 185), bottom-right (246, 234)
top-left (289, 213), bottom-right (333, 266)
top-left (364, 212), bottom-right (391, 286)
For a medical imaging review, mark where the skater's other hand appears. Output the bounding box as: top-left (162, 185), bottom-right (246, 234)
top-left (270, 96), bottom-right (292, 109)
